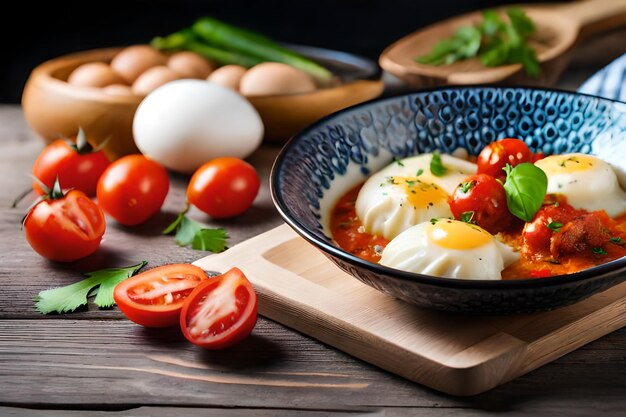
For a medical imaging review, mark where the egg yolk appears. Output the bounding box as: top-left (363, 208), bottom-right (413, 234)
top-left (535, 154), bottom-right (597, 175)
top-left (391, 176), bottom-right (449, 208)
top-left (427, 219), bottom-right (492, 250)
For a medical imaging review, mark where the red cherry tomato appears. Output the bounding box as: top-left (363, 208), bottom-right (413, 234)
top-left (23, 189), bottom-right (106, 262)
top-left (114, 264), bottom-right (208, 328)
top-left (32, 138), bottom-right (110, 196)
top-left (97, 155), bottom-right (169, 225)
top-left (477, 138), bottom-right (534, 180)
top-left (449, 174), bottom-right (516, 234)
top-left (180, 267), bottom-right (258, 350)
top-left (187, 157), bottom-right (260, 219)
top-left (522, 198), bottom-right (578, 259)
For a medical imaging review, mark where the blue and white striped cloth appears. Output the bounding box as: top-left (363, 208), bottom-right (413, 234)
top-left (578, 53), bottom-right (626, 102)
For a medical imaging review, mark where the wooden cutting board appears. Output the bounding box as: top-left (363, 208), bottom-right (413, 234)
top-left (194, 224), bottom-right (626, 396)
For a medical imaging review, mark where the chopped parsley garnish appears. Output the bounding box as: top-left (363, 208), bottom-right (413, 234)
top-left (609, 237), bottom-right (622, 244)
top-left (459, 181), bottom-right (473, 193)
top-left (430, 151), bottom-right (447, 177)
top-left (394, 158), bottom-right (405, 167)
top-left (547, 220), bottom-right (563, 232)
top-left (592, 247), bottom-right (608, 256)
top-left (460, 211), bottom-right (475, 224)
top-left (559, 156), bottom-right (580, 168)
top-left (430, 218), bottom-right (439, 225)
top-left (416, 168), bottom-right (424, 177)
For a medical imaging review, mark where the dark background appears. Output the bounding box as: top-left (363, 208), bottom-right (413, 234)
top-left (3, 0), bottom-right (556, 103)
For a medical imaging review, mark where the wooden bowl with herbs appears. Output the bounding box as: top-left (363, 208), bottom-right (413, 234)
top-left (379, 1), bottom-right (626, 88)
top-left (22, 18), bottom-right (383, 160)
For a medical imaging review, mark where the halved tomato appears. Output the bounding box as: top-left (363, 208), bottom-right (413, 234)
top-left (114, 264), bottom-right (208, 327)
top-left (180, 267), bottom-right (258, 350)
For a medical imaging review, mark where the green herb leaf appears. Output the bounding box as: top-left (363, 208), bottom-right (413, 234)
top-left (416, 168), bottom-right (424, 177)
top-left (394, 158), bottom-right (405, 167)
top-left (609, 237), bottom-right (622, 244)
top-left (34, 261), bottom-right (147, 314)
top-left (507, 7), bottom-right (536, 39)
top-left (416, 7), bottom-right (540, 78)
top-left (163, 211), bottom-right (186, 235)
top-left (459, 181), bottom-right (474, 193)
top-left (175, 216), bottom-right (203, 246)
top-left (430, 218), bottom-right (439, 225)
top-left (547, 220), bottom-right (563, 232)
top-left (460, 211), bottom-right (475, 223)
top-left (479, 9), bottom-right (505, 37)
top-left (416, 25), bottom-right (481, 66)
top-left (502, 163), bottom-right (548, 222)
top-left (192, 228), bottom-right (229, 252)
top-left (592, 247), bottom-right (608, 256)
top-left (430, 151), bottom-right (447, 177)
top-left (164, 211), bottom-right (229, 253)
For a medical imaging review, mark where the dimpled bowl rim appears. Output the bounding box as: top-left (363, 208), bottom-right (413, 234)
top-left (270, 86), bottom-right (626, 291)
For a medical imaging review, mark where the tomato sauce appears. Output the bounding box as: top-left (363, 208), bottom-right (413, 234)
top-left (330, 183), bottom-right (626, 279)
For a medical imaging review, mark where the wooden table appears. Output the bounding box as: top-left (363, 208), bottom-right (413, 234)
top-left (2, 31), bottom-right (626, 416)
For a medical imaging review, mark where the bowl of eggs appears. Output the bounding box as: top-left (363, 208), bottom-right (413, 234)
top-left (21, 43), bottom-right (383, 160)
top-left (271, 86), bottom-right (626, 314)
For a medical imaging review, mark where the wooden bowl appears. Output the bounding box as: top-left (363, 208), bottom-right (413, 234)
top-left (22, 46), bottom-right (383, 160)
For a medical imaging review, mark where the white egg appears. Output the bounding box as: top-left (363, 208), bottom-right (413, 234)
top-left (535, 153), bottom-right (626, 217)
top-left (355, 153), bottom-right (476, 240)
top-left (133, 79), bottom-right (264, 174)
top-left (379, 219), bottom-right (519, 280)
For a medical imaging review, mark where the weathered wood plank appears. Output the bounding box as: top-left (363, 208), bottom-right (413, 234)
top-left (0, 319), bottom-right (624, 413)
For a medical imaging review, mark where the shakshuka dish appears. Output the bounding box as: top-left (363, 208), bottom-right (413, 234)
top-left (330, 139), bottom-right (626, 280)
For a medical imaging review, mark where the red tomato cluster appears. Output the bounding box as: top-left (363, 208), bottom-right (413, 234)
top-left (22, 132), bottom-right (260, 263)
top-left (449, 138), bottom-right (538, 234)
top-left (114, 265), bottom-right (258, 349)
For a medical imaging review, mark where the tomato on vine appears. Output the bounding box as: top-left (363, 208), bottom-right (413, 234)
top-left (23, 179), bottom-right (106, 262)
top-left (31, 128), bottom-right (110, 197)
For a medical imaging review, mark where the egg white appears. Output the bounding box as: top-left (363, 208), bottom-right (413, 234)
top-left (534, 153), bottom-right (626, 217)
top-left (379, 219), bottom-right (519, 280)
top-left (355, 154), bottom-right (476, 240)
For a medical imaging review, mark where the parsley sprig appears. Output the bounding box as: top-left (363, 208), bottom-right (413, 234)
top-left (163, 205), bottom-right (229, 252)
top-left (35, 261), bottom-right (148, 314)
top-left (416, 7), bottom-right (540, 77)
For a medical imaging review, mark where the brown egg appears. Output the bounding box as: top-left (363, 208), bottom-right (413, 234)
top-left (239, 62), bottom-right (316, 96)
top-left (102, 83), bottom-right (134, 96)
top-left (67, 62), bottom-right (124, 88)
top-left (111, 45), bottom-right (168, 84)
top-left (132, 66), bottom-right (181, 96)
top-left (206, 65), bottom-right (247, 90)
top-left (168, 51), bottom-right (215, 79)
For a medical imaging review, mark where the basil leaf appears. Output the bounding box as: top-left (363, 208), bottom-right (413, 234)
top-left (502, 163), bottom-right (547, 222)
top-left (430, 151), bottom-right (447, 177)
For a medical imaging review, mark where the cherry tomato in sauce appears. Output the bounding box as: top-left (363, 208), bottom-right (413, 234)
top-left (449, 174), bottom-right (516, 234)
top-left (477, 138), bottom-right (534, 180)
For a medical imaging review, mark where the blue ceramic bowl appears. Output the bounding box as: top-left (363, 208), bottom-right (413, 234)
top-left (270, 87), bottom-right (626, 314)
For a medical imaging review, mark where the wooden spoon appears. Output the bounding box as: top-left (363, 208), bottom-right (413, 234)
top-left (379, 0), bottom-right (626, 88)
